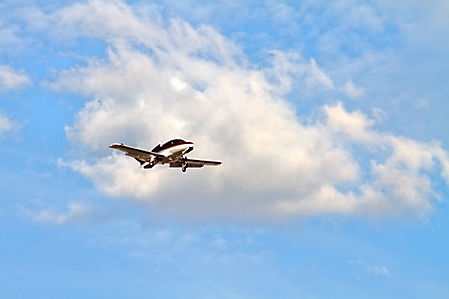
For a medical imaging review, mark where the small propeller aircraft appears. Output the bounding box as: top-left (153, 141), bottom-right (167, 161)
top-left (109, 138), bottom-right (222, 172)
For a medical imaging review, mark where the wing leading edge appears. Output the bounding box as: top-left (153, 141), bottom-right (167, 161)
top-left (109, 143), bottom-right (164, 164)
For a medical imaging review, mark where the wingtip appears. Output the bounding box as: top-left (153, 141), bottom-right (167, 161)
top-left (109, 142), bottom-right (123, 148)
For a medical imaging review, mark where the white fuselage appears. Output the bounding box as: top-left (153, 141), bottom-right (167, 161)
top-left (151, 139), bottom-right (195, 165)
top-left (160, 143), bottom-right (193, 161)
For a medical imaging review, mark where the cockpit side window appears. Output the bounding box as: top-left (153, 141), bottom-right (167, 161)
top-left (152, 143), bottom-right (162, 152)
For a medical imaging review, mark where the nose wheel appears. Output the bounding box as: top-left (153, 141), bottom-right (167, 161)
top-left (143, 161), bottom-right (155, 169)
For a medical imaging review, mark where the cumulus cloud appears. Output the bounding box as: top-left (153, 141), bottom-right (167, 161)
top-left (0, 65), bottom-right (30, 92)
top-left (41, 0), bottom-right (449, 223)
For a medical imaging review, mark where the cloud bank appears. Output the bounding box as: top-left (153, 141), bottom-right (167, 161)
top-left (37, 0), bottom-right (449, 223)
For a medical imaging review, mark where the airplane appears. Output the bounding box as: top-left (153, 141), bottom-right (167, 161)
top-left (109, 138), bottom-right (222, 172)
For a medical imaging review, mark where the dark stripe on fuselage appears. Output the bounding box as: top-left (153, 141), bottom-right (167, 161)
top-left (152, 139), bottom-right (193, 153)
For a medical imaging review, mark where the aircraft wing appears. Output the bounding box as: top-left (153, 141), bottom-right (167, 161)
top-left (169, 158), bottom-right (222, 169)
top-left (109, 143), bottom-right (164, 164)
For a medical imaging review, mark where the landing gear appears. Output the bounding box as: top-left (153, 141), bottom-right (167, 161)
top-left (181, 161), bottom-right (188, 173)
top-left (143, 161), bottom-right (155, 169)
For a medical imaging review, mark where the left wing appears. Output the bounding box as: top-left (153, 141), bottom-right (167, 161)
top-left (109, 143), bottom-right (165, 164)
top-left (169, 157), bottom-right (222, 169)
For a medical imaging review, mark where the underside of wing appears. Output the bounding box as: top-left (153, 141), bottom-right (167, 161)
top-left (109, 143), bottom-right (164, 164)
top-left (169, 158), bottom-right (222, 169)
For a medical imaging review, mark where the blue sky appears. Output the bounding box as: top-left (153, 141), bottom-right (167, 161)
top-left (1, 0), bottom-right (449, 298)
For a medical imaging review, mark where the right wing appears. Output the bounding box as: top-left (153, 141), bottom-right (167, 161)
top-left (169, 157), bottom-right (222, 168)
top-left (109, 143), bottom-right (165, 164)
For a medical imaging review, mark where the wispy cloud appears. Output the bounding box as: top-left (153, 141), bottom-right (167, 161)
top-left (26, 202), bottom-right (97, 225)
top-left (342, 79), bottom-right (364, 98)
top-left (0, 65), bottom-right (31, 92)
top-left (0, 110), bottom-right (18, 135)
top-left (349, 260), bottom-right (390, 277)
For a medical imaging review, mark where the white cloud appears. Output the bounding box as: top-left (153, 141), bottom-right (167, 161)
top-left (307, 58), bottom-right (334, 90)
top-left (371, 107), bottom-right (386, 123)
top-left (324, 103), bottom-right (374, 144)
top-left (27, 202), bottom-right (96, 225)
top-left (0, 110), bottom-right (18, 135)
top-left (41, 1), bottom-right (449, 223)
top-left (263, 51), bottom-right (335, 95)
top-left (349, 260), bottom-right (390, 277)
top-left (342, 79), bottom-right (364, 98)
top-left (0, 65), bottom-right (31, 92)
